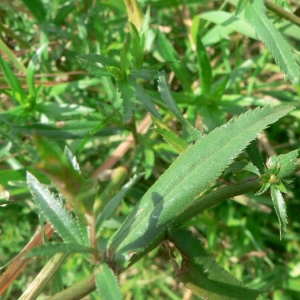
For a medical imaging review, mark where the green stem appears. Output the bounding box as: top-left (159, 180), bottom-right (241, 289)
top-left (19, 253), bottom-right (68, 300)
top-left (265, 0), bottom-right (300, 27)
top-left (46, 273), bottom-right (96, 300)
top-left (171, 177), bottom-right (262, 227)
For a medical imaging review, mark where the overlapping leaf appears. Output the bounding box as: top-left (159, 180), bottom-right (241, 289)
top-left (106, 105), bottom-right (294, 273)
top-left (27, 172), bottom-right (85, 245)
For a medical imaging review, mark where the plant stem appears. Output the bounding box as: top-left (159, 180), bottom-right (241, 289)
top-left (172, 177), bottom-right (262, 227)
top-left (19, 253), bottom-right (68, 300)
top-left (265, 0), bottom-right (300, 27)
top-left (46, 273), bottom-right (96, 300)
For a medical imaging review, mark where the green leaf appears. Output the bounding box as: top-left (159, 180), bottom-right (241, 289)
top-left (22, 0), bottom-right (46, 22)
top-left (96, 174), bottom-right (142, 235)
top-left (120, 33), bottom-right (132, 75)
top-left (133, 82), bottom-right (161, 118)
top-left (77, 54), bottom-right (119, 78)
top-left (106, 105), bottom-right (294, 273)
top-left (270, 185), bottom-right (287, 240)
top-left (151, 115), bottom-right (189, 153)
top-left (154, 31), bottom-right (192, 91)
top-left (158, 71), bottom-right (202, 141)
top-left (196, 36), bottom-right (212, 96)
top-left (76, 111), bottom-right (117, 154)
top-left (168, 228), bottom-right (260, 300)
top-left (33, 135), bottom-right (94, 214)
top-left (246, 140), bottom-right (265, 174)
top-left (94, 262), bottom-right (122, 300)
top-left (0, 56), bottom-right (27, 105)
top-left (26, 172), bottom-right (85, 245)
top-left (117, 78), bottom-right (137, 122)
top-left (269, 150), bottom-right (299, 179)
top-left (130, 23), bottom-right (143, 69)
top-left (27, 43), bottom-right (48, 97)
top-left (25, 243), bottom-right (94, 258)
top-left (245, 0), bottom-right (300, 84)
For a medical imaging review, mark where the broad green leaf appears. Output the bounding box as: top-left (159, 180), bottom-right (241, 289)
top-left (151, 115), bottom-right (189, 153)
top-left (196, 36), bottom-right (212, 96)
top-left (270, 185), bottom-right (287, 240)
top-left (27, 172), bottom-right (85, 245)
top-left (25, 243), bottom-right (93, 258)
top-left (117, 78), bottom-right (137, 122)
top-left (106, 105), bottom-right (294, 273)
top-left (158, 71), bottom-right (202, 141)
top-left (168, 228), bottom-right (260, 300)
top-left (94, 262), bottom-right (122, 300)
top-left (245, 0), bottom-right (300, 84)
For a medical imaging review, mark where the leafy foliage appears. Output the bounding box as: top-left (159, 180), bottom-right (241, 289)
top-left (1, 0), bottom-right (300, 299)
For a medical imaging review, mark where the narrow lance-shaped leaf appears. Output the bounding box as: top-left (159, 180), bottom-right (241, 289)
top-left (196, 35), bottom-right (212, 96)
top-left (117, 77), bottom-right (137, 122)
top-left (94, 262), bottom-right (122, 300)
top-left (25, 243), bottom-right (94, 258)
top-left (106, 105), bottom-right (294, 274)
top-left (270, 185), bottom-right (287, 240)
top-left (245, 0), bottom-right (300, 84)
top-left (27, 172), bottom-right (85, 245)
top-left (151, 115), bottom-right (189, 153)
top-left (158, 71), bottom-right (202, 141)
top-left (34, 135), bottom-right (94, 214)
top-left (168, 228), bottom-right (261, 300)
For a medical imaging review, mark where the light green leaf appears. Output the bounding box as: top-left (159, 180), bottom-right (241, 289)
top-left (270, 185), bottom-right (287, 240)
top-left (94, 262), bottom-right (122, 300)
top-left (106, 105), bottom-right (294, 273)
top-left (27, 172), bottom-right (85, 245)
top-left (269, 150), bottom-right (299, 179)
top-left (117, 78), bottom-right (137, 122)
top-left (151, 115), bottom-right (189, 153)
top-left (246, 140), bottom-right (265, 174)
top-left (245, 0), bottom-right (300, 84)
top-left (77, 54), bottom-right (118, 78)
top-left (168, 228), bottom-right (260, 300)
top-left (196, 35), bottom-right (212, 96)
top-left (96, 174), bottom-right (143, 235)
top-left (25, 243), bottom-right (94, 258)
top-left (133, 82), bottom-right (161, 118)
top-left (154, 31), bottom-right (192, 91)
top-left (158, 71), bottom-right (202, 141)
